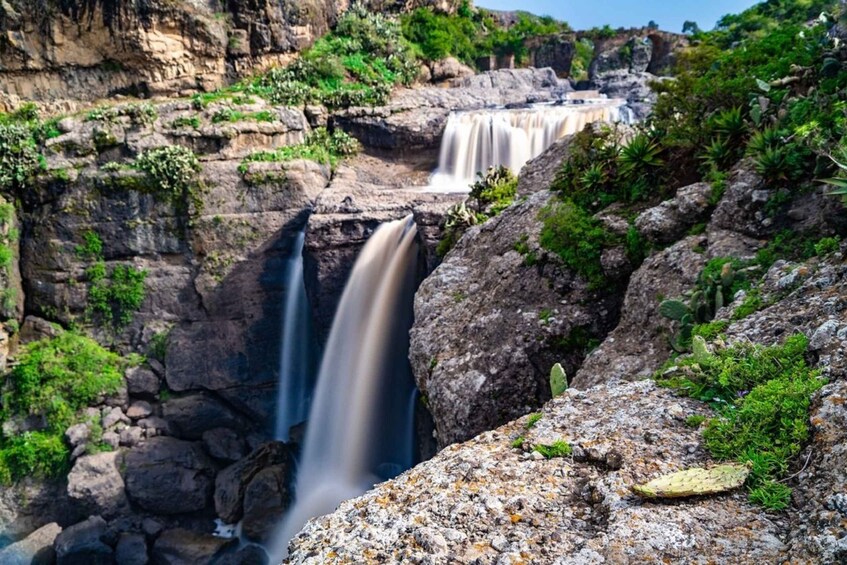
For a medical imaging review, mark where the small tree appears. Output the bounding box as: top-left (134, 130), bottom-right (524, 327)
top-left (647, 20), bottom-right (660, 30)
top-left (682, 20), bottom-right (701, 35)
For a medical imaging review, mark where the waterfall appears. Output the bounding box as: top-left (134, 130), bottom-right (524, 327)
top-left (274, 230), bottom-right (317, 442)
top-left (271, 216), bottom-right (420, 559)
top-left (429, 101), bottom-right (625, 192)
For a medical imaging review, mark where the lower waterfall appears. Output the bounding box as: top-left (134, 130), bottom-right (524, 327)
top-left (274, 230), bottom-right (317, 442)
top-left (271, 216), bottom-right (420, 559)
top-left (429, 101), bottom-right (626, 192)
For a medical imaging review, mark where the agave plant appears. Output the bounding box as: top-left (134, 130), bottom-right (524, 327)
top-left (618, 133), bottom-right (663, 178)
top-left (754, 145), bottom-right (802, 184)
top-left (700, 137), bottom-right (735, 171)
top-left (711, 107), bottom-right (748, 144)
top-left (819, 154), bottom-right (847, 203)
top-left (579, 163), bottom-right (608, 193)
top-left (746, 127), bottom-right (783, 156)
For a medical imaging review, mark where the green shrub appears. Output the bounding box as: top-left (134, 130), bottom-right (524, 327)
top-left (238, 127), bottom-right (361, 182)
top-left (533, 440), bottom-right (572, 459)
top-left (538, 198), bottom-right (613, 287)
top-left (658, 334), bottom-right (824, 509)
top-left (86, 103), bottom-right (158, 126)
top-left (525, 412), bottom-right (542, 429)
top-left (134, 145), bottom-right (204, 215)
top-left (0, 124), bottom-right (42, 192)
top-left (77, 231), bottom-right (148, 329)
top-left (0, 331), bottom-right (135, 484)
top-left (469, 166), bottom-right (517, 215)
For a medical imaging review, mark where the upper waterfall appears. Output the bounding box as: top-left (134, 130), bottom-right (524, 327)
top-left (271, 216), bottom-right (420, 559)
top-left (429, 99), bottom-right (628, 192)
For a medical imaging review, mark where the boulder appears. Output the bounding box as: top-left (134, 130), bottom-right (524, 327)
top-left (288, 381), bottom-right (786, 562)
top-left (67, 452), bottom-right (130, 518)
top-left (710, 166), bottom-right (774, 238)
top-left (125, 366), bottom-right (160, 397)
top-left (151, 529), bottom-right (236, 565)
top-left (126, 401), bottom-right (153, 420)
top-left (202, 428), bottom-right (248, 463)
top-left (123, 437), bottom-right (216, 515)
top-left (410, 189), bottom-right (624, 448)
top-left (161, 393), bottom-right (251, 440)
top-left (634, 182), bottom-right (713, 245)
top-left (214, 442), bottom-right (291, 524)
top-left (53, 516), bottom-right (113, 565)
top-left (241, 465), bottom-right (291, 542)
top-left (0, 522), bottom-right (62, 565)
top-left (115, 533), bottom-right (148, 565)
top-left (429, 57), bottom-right (475, 83)
top-left (210, 544), bottom-right (270, 565)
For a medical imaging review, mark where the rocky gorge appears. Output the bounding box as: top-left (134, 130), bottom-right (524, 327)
top-left (0, 0), bottom-right (846, 564)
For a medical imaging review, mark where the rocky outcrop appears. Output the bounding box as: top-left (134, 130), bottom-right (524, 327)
top-left (66, 451), bottom-right (129, 518)
top-left (287, 380), bottom-right (786, 562)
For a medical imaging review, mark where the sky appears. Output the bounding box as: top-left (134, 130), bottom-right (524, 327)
top-left (476, 0), bottom-right (761, 34)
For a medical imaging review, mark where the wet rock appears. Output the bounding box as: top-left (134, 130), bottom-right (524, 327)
top-left (241, 465), bottom-right (291, 542)
top-left (0, 522), bottom-right (61, 565)
top-left (53, 516), bottom-right (113, 565)
top-left (124, 437), bottom-right (216, 515)
top-left (115, 533), bottom-right (148, 565)
top-left (151, 529), bottom-right (236, 565)
top-left (288, 382), bottom-right (785, 563)
top-left (215, 442), bottom-right (291, 524)
top-left (67, 452), bottom-right (129, 518)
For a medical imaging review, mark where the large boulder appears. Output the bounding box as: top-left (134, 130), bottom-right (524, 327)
top-left (151, 529), bottom-right (236, 565)
top-left (288, 381), bottom-right (786, 562)
top-left (0, 522), bottom-right (62, 565)
top-left (123, 437), bottom-right (217, 515)
top-left (241, 465), bottom-right (292, 542)
top-left (53, 516), bottom-right (113, 565)
top-left (410, 189), bottom-right (625, 448)
top-left (214, 442), bottom-right (291, 524)
top-left (66, 451), bottom-right (130, 518)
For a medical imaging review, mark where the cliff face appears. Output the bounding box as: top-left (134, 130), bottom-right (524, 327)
top-left (0, 0), bottom-right (460, 106)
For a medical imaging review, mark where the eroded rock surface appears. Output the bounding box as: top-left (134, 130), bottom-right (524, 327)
top-left (288, 381), bottom-right (786, 563)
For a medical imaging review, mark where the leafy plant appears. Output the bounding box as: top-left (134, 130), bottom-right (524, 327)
top-left (134, 145), bottom-right (204, 215)
top-left (533, 440), bottom-right (572, 459)
top-left (469, 166), bottom-right (518, 215)
top-left (658, 334), bottom-right (824, 509)
top-left (0, 124), bottom-right (43, 192)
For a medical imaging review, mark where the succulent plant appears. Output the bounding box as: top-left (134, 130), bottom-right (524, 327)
top-left (550, 363), bottom-right (568, 397)
top-left (632, 463), bottom-right (751, 499)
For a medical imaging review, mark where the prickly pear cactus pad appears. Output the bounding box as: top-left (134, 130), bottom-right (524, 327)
top-left (632, 463), bottom-right (751, 499)
top-left (550, 363), bottom-right (568, 397)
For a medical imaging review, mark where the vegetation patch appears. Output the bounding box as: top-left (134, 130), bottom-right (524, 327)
top-left (533, 440), bottom-right (573, 459)
top-left (658, 334), bottom-right (825, 510)
top-left (76, 231), bottom-right (147, 330)
top-left (0, 331), bottom-right (137, 484)
top-left (438, 166), bottom-right (518, 256)
top-left (133, 145), bottom-right (205, 216)
top-left (238, 127), bottom-right (361, 184)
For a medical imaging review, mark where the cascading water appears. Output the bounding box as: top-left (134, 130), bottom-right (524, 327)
top-left (271, 216), bottom-right (420, 559)
top-left (429, 100), bottom-right (626, 192)
top-left (274, 230), bottom-right (317, 442)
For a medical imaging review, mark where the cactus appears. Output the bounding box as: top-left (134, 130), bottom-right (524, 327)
top-left (659, 299), bottom-right (689, 321)
top-left (550, 363), bottom-right (568, 397)
top-left (691, 335), bottom-right (713, 365)
top-left (632, 463), bottom-right (751, 499)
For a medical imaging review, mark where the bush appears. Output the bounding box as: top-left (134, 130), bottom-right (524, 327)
top-left (238, 127), bottom-right (361, 181)
top-left (77, 231), bottom-right (148, 329)
top-left (0, 331), bottom-right (135, 484)
top-left (134, 145), bottom-right (204, 214)
top-left (469, 166), bottom-right (518, 215)
top-left (538, 198), bottom-right (612, 287)
top-left (0, 124), bottom-right (42, 192)
top-left (658, 334), bottom-right (824, 509)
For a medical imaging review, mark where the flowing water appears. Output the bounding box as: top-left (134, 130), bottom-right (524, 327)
top-left (274, 230), bottom-right (317, 442)
top-left (429, 101), bottom-right (627, 192)
top-left (271, 217), bottom-right (420, 559)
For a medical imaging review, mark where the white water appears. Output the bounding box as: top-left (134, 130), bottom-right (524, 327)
top-left (429, 100), bottom-right (627, 192)
top-left (271, 217), bottom-right (420, 559)
top-left (274, 230), bottom-right (316, 442)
